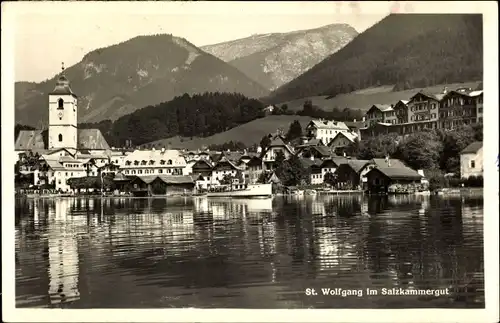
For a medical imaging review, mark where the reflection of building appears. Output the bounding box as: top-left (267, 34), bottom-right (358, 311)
top-left (314, 225), bottom-right (356, 271)
top-left (258, 222), bottom-right (277, 257)
top-left (47, 198), bottom-right (80, 305)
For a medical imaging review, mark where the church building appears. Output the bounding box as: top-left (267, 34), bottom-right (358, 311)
top-left (15, 63), bottom-right (113, 192)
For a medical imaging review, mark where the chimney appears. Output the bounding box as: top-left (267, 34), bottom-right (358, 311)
top-left (362, 116), bottom-right (366, 122)
top-left (353, 119), bottom-right (356, 122)
top-left (310, 155), bottom-right (315, 161)
top-left (417, 169), bottom-right (425, 177)
top-left (152, 147), bottom-right (155, 151)
top-left (443, 87), bottom-right (448, 94)
top-left (385, 155), bottom-right (391, 167)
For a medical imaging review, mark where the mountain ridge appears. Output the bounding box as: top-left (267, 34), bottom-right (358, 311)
top-left (266, 14), bottom-right (483, 103)
top-left (202, 23), bottom-right (358, 90)
top-left (15, 34), bottom-right (269, 127)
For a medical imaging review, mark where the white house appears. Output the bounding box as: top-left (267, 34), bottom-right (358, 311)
top-left (120, 148), bottom-right (187, 176)
top-left (460, 142), bottom-right (483, 179)
top-left (305, 119), bottom-right (350, 146)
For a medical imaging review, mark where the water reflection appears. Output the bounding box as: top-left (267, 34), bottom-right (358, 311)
top-left (15, 195), bottom-right (484, 308)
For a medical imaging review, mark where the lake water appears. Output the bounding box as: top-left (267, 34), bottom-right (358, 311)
top-left (15, 195), bottom-right (484, 309)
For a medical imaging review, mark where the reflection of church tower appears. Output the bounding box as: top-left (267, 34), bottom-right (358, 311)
top-left (48, 62), bottom-right (78, 151)
top-left (48, 199), bottom-right (80, 305)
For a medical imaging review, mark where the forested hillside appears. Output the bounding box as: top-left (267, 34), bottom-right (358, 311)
top-left (268, 14), bottom-right (483, 103)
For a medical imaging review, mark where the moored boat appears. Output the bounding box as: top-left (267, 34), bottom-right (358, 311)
top-left (206, 182), bottom-right (272, 198)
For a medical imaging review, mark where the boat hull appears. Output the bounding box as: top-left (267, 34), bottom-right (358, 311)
top-left (206, 184), bottom-right (272, 198)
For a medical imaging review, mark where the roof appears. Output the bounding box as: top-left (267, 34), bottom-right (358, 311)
top-left (299, 158), bottom-right (323, 169)
top-left (468, 90), bottom-right (483, 97)
top-left (308, 119), bottom-right (350, 131)
top-left (220, 151), bottom-right (243, 162)
top-left (460, 141), bottom-right (482, 154)
top-left (214, 156), bottom-right (243, 170)
top-left (371, 158), bottom-right (407, 169)
top-left (113, 173), bottom-right (131, 182)
top-left (344, 121), bottom-right (366, 129)
top-left (123, 149), bottom-right (186, 166)
top-left (328, 131), bottom-right (358, 145)
top-left (192, 158), bottom-right (213, 169)
top-left (157, 175), bottom-right (197, 184)
top-left (15, 130), bottom-right (47, 151)
top-left (78, 129), bottom-right (110, 150)
top-left (42, 158), bottom-right (66, 171)
top-left (346, 159), bottom-right (371, 173)
top-left (50, 74), bottom-right (77, 97)
top-left (413, 91), bottom-right (444, 102)
top-left (15, 128), bottom-right (110, 151)
top-left (370, 167), bottom-right (423, 180)
top-left (321, 156), bottom-right (348, 168)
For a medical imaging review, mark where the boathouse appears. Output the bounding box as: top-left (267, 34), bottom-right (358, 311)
top-left (365, 167), bottom-right (423, 193)
top-left (126, 175), bottom-right (201, 196)
top-left (335, 160), bottom-right (371, 190)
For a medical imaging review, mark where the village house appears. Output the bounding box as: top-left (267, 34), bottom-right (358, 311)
top-left (460, 141), bottom-right (483, 179)
top-left (439, 88), bottom-right (477, 130)
top-left (327, 131), bottom-right (359, 155)
top-left (406, 90), bottom-right (443, 132)
top-left (334, 160), bottom-right (372, 190)
top-left (190, 158), bottom-right (213, 189)
top-left (261, 136), bottom-right (294, 170)
top-left (298, 158), bottom-right (323, 185)
top-left (243, 156), bottom-right (264, 184)
top-left (294, 137), bottom-right (325, 151)
top-left (365, 167), bottom-right (423, 193)
top-left (469, 90), bottom-right (483, 123)
top-left (393, 100), bottom-right (409, 124)
top-left (305, 119), bottom-right (350, 146)
top-left (125, 174), bottom-right (200, 197)
top-left (211, 155), bottom-right (244, 184)
top-left (365, 104), bottom-right (396, 126)
top-left (296, 145), bottom-right (333, 160)
top-left (121, 148), bottom-right (186, 176)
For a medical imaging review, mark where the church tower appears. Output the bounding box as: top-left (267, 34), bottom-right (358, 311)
top-left (48, 63), bottom-right (78, 151)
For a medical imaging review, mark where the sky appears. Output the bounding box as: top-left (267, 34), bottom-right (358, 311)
top-left (10, 2), bottom-right (392, 82)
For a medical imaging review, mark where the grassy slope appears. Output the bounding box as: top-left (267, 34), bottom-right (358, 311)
top-left (143, 115), bottom-right (313, 150)
top-left (142, 81), bottom-right (481, 149)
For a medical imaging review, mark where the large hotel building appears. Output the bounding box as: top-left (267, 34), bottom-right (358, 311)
top-left (360, 86), bottom-right (483, 138)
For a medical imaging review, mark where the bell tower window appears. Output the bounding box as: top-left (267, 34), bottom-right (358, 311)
top-left (58, 134), bottom-right (63, 142)
top-left (58, 98), bottom-right (64, 110)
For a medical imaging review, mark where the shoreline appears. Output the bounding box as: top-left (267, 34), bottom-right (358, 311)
top-left (17, 188), bottom-right (484, 199)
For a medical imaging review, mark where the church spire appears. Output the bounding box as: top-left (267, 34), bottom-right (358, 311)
top-left (61, 61), bottom-right (65, 73)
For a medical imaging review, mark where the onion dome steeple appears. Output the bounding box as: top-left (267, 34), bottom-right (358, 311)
top-left (50, 62), bottom-right (76, 97)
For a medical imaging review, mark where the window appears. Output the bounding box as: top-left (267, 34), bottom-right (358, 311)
top-left (168, 159), bottom-right (172, 165)
top-left (471, 160), bottom-right (475, 168)
top-left (159, 169), bottom-right (163, 173)
top-left (58, 98), bottom-right (64, 110)
top-left (58, 134), bottom-right (63, 142)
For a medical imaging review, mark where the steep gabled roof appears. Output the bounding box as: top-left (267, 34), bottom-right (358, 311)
top-left (460, 141), bottom-right (482, 154)
top-left (15, 130), bottom-right (47, 151)
top-left (77, 129), bottom-right (110, 150)
top-left (371, 158), bottom-right (406, 168)
top-left (328, 131), bottom-right (358, 146)
top-left (370, 167), bottom-right (422, 180)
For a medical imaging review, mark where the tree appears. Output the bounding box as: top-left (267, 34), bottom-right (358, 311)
top-left (357, 133), bottom-right (400, 160)
top-left (260, 135), bottom-right (271, 151)
top-left (324, 172), bottom-right (337, 187)
top-left (285, 120), bottom-right (303, 141)
top-left (274, 150), bottom-right (286, 168)
top-left (396, 132), bottom-right (442, 170)
top-left (275, 155), bottom-right (309, 186)
top-left (436, 126), bottom-right (475, 173)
